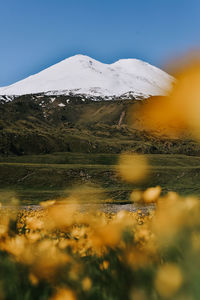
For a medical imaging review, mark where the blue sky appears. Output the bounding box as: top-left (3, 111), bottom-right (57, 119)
top-left (0, 0), bottom-right (200, 86)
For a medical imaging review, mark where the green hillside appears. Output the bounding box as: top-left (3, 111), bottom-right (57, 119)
top-left (1, 95), bottom-right (200, 156)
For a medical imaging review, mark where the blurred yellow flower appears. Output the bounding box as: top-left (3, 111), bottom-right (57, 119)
top-left (133, 61), bottom-right (200, 140)
top-left (82, 277), bottom-right (92, 291)
top-left (155, 263), bottom-right (183, 298)
top-left (143, 186), bottom-right (161, 203)
top-left (50, 288), bottom-right (76, 300)
top-left (117, 153), bottom-right (148, 183)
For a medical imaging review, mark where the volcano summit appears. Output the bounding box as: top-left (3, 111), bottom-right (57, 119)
top-left (0, 54), bottom-right (173, 100)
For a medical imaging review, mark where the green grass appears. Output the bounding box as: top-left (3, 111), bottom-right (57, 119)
top-left (1, 152), bottom-right (200, 166)
top-left (0, 152), bottom-right (119, 165)
top-left (0, 153), bottom-right (200, 205)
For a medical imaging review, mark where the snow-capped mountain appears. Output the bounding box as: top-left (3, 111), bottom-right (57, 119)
top-left (0, 54), bottom-right (173, 99)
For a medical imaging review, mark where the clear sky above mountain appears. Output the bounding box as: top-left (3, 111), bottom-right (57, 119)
top-left (0, 0), bottom-right (200, 86)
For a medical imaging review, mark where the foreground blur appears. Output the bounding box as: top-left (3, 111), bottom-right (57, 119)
top-left (0, 190), bottom-right (199, 300)
top-left (134, 58), bottom-right (200, 140)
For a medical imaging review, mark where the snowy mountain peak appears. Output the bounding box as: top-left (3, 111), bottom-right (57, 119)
top-left (0, 54), bottom-right (174, 99)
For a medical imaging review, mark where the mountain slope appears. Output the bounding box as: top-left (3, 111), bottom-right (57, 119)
top-left (0, 94), bottom-right (199, 156)
top-left (0, 55), bottom-right (173, 98)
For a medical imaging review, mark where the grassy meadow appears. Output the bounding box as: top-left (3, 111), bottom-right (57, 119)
top-left (1, 152), bottom-right (200, 205)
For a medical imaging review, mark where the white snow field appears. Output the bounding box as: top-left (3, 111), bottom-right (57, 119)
top-left (0, 54), bottom-right (173, 98)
